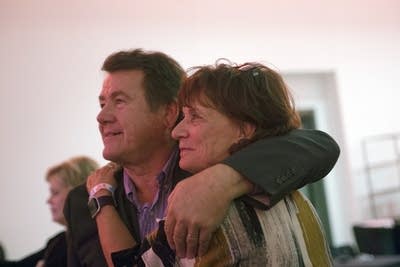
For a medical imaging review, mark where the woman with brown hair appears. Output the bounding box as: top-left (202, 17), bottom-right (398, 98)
top-left (137, 61), bottom-right (333, 266)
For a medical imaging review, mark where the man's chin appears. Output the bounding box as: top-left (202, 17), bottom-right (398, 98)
top-left (103, 149), bottom-right (119, 162)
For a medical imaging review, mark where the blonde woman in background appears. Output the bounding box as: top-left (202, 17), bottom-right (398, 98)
top-left (0, 156), bottom-right (99, 267)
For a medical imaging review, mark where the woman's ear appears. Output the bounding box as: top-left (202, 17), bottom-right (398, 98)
top-left (229, 123), bottom-right (256, 155)
top-left (164, 101), bottom-right (180, 130)
top-left (240, 122), bottom-right (256, 139)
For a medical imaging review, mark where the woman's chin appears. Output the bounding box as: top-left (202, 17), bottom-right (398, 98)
top-left (179, 161), bottom-right (203, 173)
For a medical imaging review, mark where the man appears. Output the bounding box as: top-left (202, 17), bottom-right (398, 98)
top-left (64, 49), bottom-right (340, 267)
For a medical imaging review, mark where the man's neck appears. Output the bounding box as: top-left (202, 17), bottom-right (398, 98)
top-left (123, 144), bottom-right (175, 204)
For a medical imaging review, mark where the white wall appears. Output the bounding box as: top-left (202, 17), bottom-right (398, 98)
top-left (1, 0), bottom-right (399, 259)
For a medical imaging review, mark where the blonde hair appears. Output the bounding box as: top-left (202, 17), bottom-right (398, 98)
top-left (46, 156), bottom-right (99, 188)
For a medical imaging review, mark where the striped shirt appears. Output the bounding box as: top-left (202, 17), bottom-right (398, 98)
top-left (123, 148), bottom-right (179, 240)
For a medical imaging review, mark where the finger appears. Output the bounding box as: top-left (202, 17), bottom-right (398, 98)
top-left (173, 222), bottom-right (187, 258)
top-left (97, 163), bottom-right (117, 178)
top-left (86, 171), bottom-right (98, 191)
top-left (86, 179), bottom-right (92, 192)
top-left (105, 162), bottom-right (116, 170)
top-left (165, 215), bottom-right (176, 250)
top-left (198, 229), bottom-right (212, 257)
top-left (186, 228), bottom-right (200, 259)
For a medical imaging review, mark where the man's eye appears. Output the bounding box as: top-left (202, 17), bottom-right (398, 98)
top-left (115, 98), bottom-right (125, 104)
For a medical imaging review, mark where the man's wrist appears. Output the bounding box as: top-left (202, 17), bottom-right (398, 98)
top-left (89, 183), bottom-right (115, 199)
top-left (88, 195), bottom-right (116, 218)
top-left (210, 164), bottom-right (254, 199)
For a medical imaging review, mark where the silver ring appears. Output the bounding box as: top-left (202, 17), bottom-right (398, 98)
top-left (187, 233), bottom-right (198, 240)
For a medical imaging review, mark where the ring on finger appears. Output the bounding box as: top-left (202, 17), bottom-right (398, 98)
top-left (187, 233), bottom-right (199, 240)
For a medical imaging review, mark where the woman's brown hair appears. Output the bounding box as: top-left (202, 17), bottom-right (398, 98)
top-left (178, 60), bottom-right (301, 152)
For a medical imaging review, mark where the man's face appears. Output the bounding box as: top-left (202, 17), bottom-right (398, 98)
top-left (97, 70), bottom-right (172, 165)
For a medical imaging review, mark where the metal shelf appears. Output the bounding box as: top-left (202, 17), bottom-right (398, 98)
top-left (362, 133), bottom-right (400, 218)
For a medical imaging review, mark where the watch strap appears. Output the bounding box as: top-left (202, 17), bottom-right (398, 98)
top-left (88, 195), bottom-right (115, 219)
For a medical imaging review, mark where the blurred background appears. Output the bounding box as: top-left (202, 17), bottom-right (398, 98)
top-left (0, 0), bottom-right (399, 263)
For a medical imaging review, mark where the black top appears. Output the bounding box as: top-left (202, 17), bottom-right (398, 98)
top-left (0, 232), bottom-right (67, 267)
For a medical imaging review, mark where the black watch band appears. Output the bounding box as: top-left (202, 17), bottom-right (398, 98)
top-left (88, 195), bottom-right (115, 219)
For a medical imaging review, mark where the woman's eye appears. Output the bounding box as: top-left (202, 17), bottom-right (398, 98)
top-left (189, 112), bottom-right (202, 121)
top-left (181, 107), bottom-right (202, 122)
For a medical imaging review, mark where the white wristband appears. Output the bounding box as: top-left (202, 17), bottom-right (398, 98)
top-left (89, 183), bottom-right (115, 198)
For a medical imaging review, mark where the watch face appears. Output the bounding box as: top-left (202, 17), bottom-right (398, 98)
top-left (88, 198), bottom-right (100, 218)
top-left (87, 196), bottom-right (114, 219)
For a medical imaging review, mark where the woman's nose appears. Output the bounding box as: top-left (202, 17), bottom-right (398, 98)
top-left (171, 119), bottom-right (187, 140)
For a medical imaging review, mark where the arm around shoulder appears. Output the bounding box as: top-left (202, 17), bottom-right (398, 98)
top-left (222, 128), bottom-right (340, 205)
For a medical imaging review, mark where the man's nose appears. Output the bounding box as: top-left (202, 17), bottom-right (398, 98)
top-left (97, 104), bottom-right (114, 124)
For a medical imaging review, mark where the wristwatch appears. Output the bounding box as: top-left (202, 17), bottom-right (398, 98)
top-left (88, 195), bottom-right (115, 218)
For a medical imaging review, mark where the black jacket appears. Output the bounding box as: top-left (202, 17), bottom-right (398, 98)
top-left (0, 232), bottom-right (67, 267)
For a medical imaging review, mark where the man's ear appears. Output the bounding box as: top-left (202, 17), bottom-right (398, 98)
top-left (164, 101), bottom-right (179, 130)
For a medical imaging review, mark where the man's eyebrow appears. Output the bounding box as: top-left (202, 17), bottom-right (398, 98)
top-left (98, 90), bottom-right (131, 102)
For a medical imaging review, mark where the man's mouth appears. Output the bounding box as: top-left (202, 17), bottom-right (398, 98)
top-left (104, 131), bottom-right (122, 139)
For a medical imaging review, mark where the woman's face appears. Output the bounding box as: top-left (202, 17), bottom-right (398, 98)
top-left (47, 175), bottom-right (72, 225)
top-left (172, 100), bottom-right (245, 173)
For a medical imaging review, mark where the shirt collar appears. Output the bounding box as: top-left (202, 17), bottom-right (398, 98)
top-left (123, 147), bottom-right (179, 206)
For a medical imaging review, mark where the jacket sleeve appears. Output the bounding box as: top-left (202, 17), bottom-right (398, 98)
top-left (63, 185), bottom-right (108, 267)
top-left (222, 129), bottom-right (340, 206)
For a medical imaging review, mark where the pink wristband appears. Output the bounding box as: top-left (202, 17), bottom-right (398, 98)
top-left (89, 183), bottom-right (115, 198)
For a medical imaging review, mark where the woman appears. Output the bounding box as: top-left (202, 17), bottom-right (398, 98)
top-left (135, 61), bottom-right (332, 267)
top-left (0, 156), bottom-right (98, 267)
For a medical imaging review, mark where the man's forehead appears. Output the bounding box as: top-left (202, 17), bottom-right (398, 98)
top-left (99, 78), bottom-right (113, 100)
top-left (99, 70), bottom-right (144, 98)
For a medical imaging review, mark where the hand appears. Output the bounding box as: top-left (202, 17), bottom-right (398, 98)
top-left (164, 164), bottom-right (253, 259)
top-left (86, 162), bottom-right (119, 193)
